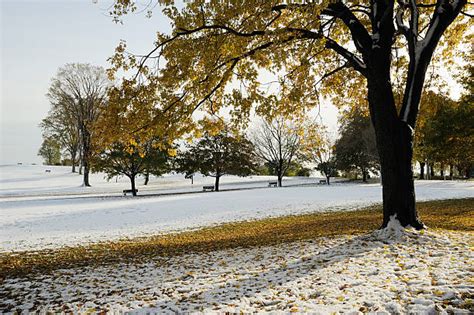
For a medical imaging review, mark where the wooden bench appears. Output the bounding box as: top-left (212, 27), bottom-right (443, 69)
top-left (45, 169), bottom-right (51, 173)
top-left (123, 189), bottom-right (138, 196)
top-left (319, 179), bottom-right (327, 184)
top-left (203, 185), bottom-right (215, 192)
top-left (268, 181), bottom-right (278, 187)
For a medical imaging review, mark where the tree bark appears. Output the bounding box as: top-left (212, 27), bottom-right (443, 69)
top-left (144, 171), bottom-right (150, 185)
top-left (71, 151), bottom-right (77, 173)
top-left (419, 161), bottom-right (425, 179)
top-left (277, 168), bottom-right (282, 187)
top-left (215, 175), bottom-right (220, 191)
top-left (440, 163), bottom-right (445, 178)
top-left (82, 142), bottom-right (91, 187)
top-left (130, 174), bottom-right (137, 196)
top-left (326, 175), bottom-right (330, 185)
top-left (362, 169), bottom-right (368, 183)
top-left (367, 76), bottom-right (424, 229)
top-left (81, 127), bottom-right (91, 187)
top-left (82, 159), bottom-right (90, 187)
top-left (430, 164), bottom-right (435, 178)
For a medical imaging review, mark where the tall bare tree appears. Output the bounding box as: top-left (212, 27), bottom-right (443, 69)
top-left (252, 118), bottom-right (301, 187)
top-left (47, 63), bottom-right (109, 186)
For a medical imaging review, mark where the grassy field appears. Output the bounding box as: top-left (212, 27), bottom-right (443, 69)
top-left (1, 198), bottom-right (473, 279)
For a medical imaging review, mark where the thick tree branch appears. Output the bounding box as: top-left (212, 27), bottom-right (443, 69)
top-left (322, 1), bottom-right (372, 56)
top-left (325, 38), bottom-right (367, 77)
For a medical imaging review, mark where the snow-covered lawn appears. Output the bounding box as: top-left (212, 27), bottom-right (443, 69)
top-left (0, 165), bottom-right (473, 251)
top-left (1, 226), bottom-right (472, 313)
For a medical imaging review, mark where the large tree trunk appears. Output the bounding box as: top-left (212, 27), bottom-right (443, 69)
top-left (419, 161), bottom-right (425, 179)
top-left (367, 78), bottom-right (424, 229)
top-left (325, 0), bottom-right (464, 229)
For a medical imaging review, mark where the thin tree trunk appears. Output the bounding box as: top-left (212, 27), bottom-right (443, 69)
top-left (449, 164), bottom-right (453, 180)
top-left (144, 171), bottom-right (150, 185)
top-left (425, 161), bottom-right (430, 180)
top-left (277, 169), bottom-right (282, 187)
top-left (362, 169), bottom-right (368, 183)
top-left (81, 136), bottom-right (91, 187)
top-left (440, 163), bottom-right (445, 178)
top-left (215, 175), bottom-right (220, 191)
top-left (71, 150), bottom-right (77, 173)
top-left (419, 161), bottom-right (425, 180)
top-left (326, 175), bottom-right (330, 185)
top-left (79, 155), bottom-right (83, 175)
top-left (83, 160), bottom-right (90, 187)
top-left (430, 165), bottom-right (435, 178)
top-left (130, 175), bottom-right (137, 196)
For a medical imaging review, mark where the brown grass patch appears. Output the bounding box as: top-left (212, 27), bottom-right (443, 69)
top-left (1, 198), bottom-right (472, 279)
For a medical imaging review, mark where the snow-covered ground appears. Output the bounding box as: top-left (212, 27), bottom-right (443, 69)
top-left (0, 165), bottom-right (472, 252)
top-left (1, 227), bottom-right (472, 313)
top-left (0, 164), bottom-right (318, 197)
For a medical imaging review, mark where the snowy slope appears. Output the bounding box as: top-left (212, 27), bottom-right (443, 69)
top-left (0, 165), bottom-right (472, 251)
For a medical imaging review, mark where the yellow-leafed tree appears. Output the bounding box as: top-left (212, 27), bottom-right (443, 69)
top-left (108, 0), bottom-right (472, 228)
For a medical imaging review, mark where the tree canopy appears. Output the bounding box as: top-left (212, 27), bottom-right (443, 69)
top-left (176, 130), bottom-right (257, 191)
top-left (335, 108), bottom-right (380, 182)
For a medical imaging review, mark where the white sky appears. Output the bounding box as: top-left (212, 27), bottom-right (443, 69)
top-left (0, 0), bottom-right (171, 165)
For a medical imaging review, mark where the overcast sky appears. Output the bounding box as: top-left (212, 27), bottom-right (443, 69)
top-left (0, 0), bottom-right (171, 165)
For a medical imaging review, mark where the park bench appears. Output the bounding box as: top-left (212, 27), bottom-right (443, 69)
top-left (319, 179), bottom-right (327, 184)
top-left (123, 189), bottom-right (138, 196)
top-left (203, 185), bottom-right (215, 192)
top-left (45, 169), bottom-right (51, 173)
top-left (268, 181), bottom-right (278, 187)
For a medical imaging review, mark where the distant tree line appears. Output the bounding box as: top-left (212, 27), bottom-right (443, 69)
top-left (414, 67), bottom-right (473, 180)
top-left (39, 62), bottom-right (472, 195)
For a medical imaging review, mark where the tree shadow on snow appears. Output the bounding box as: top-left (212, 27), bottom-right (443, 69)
top-left (130, 233), bottom-right (392, 313)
